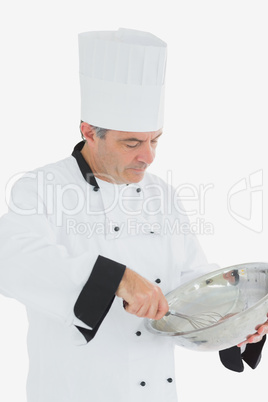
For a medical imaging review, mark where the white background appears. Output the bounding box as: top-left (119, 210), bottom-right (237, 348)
top-left (0, 0), bottom-right (267, 401)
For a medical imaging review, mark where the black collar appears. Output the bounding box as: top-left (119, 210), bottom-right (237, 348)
top-left (72, 141), bottom-right (99, 189)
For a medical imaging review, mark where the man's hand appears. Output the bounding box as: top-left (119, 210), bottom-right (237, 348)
top-left (237, 319), bottom-right (268, 348)
top-left (116, 268), bottom-right (169, 320)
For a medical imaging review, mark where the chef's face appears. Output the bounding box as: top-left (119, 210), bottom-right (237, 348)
top-left (84, 126), bottom-right (162, 184)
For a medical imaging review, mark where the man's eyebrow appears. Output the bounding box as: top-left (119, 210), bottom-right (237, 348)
top-left (153, 132), bottom-right (163, 140)
top-left (119, 132), bottom-right (163, 142)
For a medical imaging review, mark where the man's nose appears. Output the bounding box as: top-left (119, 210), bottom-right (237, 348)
top-left (137, 143), bottom-right (155, 165)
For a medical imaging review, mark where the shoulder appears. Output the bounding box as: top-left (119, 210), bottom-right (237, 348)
top-left (12, 156), bottom-right (79, 188)
top-left (9, 156), bottom-right (82, 206)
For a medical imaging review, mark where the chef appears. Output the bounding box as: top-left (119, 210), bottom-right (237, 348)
top-left (0, 28), bottom-right (267, 402)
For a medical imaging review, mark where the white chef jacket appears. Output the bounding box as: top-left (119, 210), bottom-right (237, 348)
top-left (0, 141), bottom-right (215, 402)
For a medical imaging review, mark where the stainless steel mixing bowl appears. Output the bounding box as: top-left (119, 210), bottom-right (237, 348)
top-left (145, 262), bottom-right (268, 351)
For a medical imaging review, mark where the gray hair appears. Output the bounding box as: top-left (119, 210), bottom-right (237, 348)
top-left (80, 121), bottom-right (108, 141)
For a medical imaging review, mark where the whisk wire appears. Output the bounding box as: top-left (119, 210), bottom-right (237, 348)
top-left (166, 310), bottom-right (223, 329)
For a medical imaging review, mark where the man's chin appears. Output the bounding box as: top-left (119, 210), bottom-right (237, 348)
top-left (124, 170), bottom-right (146, 184)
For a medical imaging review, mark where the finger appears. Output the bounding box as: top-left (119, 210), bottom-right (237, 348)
top-left (134, 305), bottom-right (150, 317)
top-left (135, 286), bottom-right (161, 317)
top-left (134, 291), bottom-right (167, 319)
top-left (154, 298), bottom-right (169, 320)
top-left (237, 337), bottom-right (250, 347)
top-left (125, 294), bottom-right (154, 316)
top-left (134, 296), bottom-right (158, 318)
top-left (142, 302), bottom-right (159, 319)
top-left (125, 302), bottom-right (141, 316)
top-left (246, 334), bottom-right (262, 344)
top-left (237, 335), bottom-right (254, 347)
top-left (257, 323), bottom-right (268, 335)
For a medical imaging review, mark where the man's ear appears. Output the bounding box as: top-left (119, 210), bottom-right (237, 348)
top-left (80, 122), bottom-right (97, 145)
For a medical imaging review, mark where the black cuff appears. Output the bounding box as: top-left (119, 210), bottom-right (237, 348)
top-left (74, 255), bottom-right (126, 342)
top-left (241, 335), bottom-right (266, 369)
top-left (219, 346), bottom-right (244, 372)
top-left (219, 335), bottom-right (266, 372)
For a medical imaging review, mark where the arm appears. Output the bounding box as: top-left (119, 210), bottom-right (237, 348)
top-left (172, 198), bottom-right (267, 368)
top-left (237, 321), bottom-right (268, 348)
top-left (220, 320), bottom-right (268, 372)
top-left (219, 334), bottom-right (267, 372)
top-left (0, 174), bottom-right (168, 343)
top-left (116, 267), bottom-right (169, 320)
top-left (0, 175), bottom-right (125, 342)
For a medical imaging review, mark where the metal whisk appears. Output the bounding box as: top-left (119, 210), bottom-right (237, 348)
top-left (165, 309), bottom-right (223, 330)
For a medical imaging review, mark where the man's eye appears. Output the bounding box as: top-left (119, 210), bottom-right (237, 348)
top-left (126, 143), bottom-right (139, 148)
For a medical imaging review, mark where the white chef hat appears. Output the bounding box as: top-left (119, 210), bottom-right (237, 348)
top-left (78, 28), bottom-right (167, 132)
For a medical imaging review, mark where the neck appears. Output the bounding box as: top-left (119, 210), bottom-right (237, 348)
top-left (81, 142), bottom-right (116, 184)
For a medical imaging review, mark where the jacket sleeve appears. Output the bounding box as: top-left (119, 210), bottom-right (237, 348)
top-left (181, 231), bottom-right (219, 283)
top-left (74, 255), bottom-right (125, 341)
top-left (172, 198), bottom-right (267, 367)
top-left (219, 336), bottom-right (266, 372)
top-left (169, 195), bottom-right (218, 283)
top-left (0, 175), bottom-right (125, 342)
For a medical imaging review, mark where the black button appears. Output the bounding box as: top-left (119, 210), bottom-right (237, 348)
top-left (136, 188), bottom-right (141, 193)
top-left (93, 186), bottom-right (99, 192)
top-left (140, 381), bottom-right (146, 387)
top-left (136, 331), bottom-right (141, 336)
top-left (167, 378), bottom-right (173, 383)
top-left (150, 231), bottom-right (154, 234)
top-left (114, 226), bottom-right (120, 232)
top-left (155, 279), bottom-right (161, 284)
